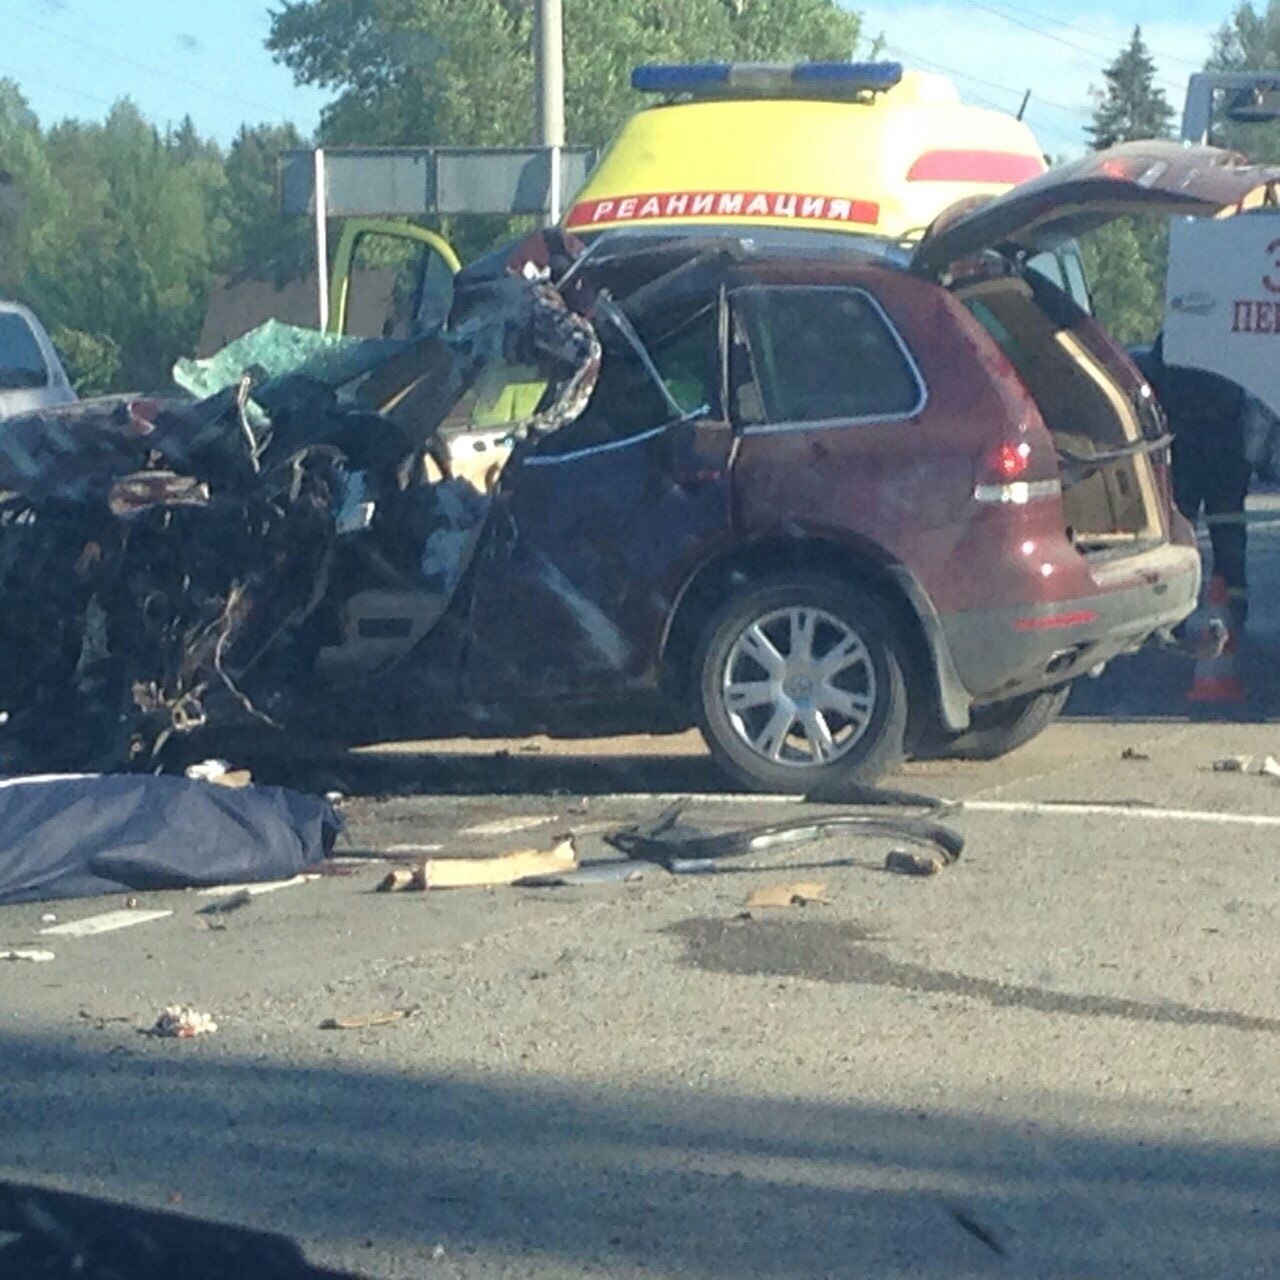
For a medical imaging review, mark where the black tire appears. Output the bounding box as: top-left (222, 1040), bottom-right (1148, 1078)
top-left (695, 575), bottom-right (909, 794)
top-left (942, 683), bottom-right (1071, 761)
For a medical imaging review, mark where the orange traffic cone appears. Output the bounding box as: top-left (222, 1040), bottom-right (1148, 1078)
top-left (1187, 574), bottom-right (1247, 703)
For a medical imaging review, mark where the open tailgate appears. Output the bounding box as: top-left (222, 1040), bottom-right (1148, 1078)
top-left (913, 140), bottom-right (1280, 277)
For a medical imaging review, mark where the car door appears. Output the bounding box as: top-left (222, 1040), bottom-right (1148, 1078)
top-left (327, 220), bottom-right (461, 338)
top-left (463, 285), bottom-right (735, 700)
top-left (727, 279), bottom-right (939, 567)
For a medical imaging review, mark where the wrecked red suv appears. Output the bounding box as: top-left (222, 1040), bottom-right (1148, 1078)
top-left (324, 143), bottom-right (1267, 791)
top-left (5, 143), bottom-right (1270, 792)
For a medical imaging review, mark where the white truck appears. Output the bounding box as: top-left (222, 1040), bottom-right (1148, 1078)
top-left (1164, 73), bottom-right (1280, 432)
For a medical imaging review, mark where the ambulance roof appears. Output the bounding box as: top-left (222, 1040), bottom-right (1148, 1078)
top-left (565, 64), bottom-right (1048, 241)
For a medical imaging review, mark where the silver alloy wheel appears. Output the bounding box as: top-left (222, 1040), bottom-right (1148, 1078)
top-left (720, 606), bottom-right (877, 769)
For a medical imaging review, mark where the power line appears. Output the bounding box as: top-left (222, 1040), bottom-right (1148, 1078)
top-left (1, 0), bottom-right (290, 120)
top-left (958, 0), bottom-right (1187, 97)
top-left (0, 63), bottom-right (116, 109)
top-left (880, 41), bottom-right (1093, 121)
top-left (974, 0), bottom-right (1204, 71)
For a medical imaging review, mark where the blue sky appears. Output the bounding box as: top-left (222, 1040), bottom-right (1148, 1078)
top-left (6, 0), bottom-right (330, 141)
top-left (858, 0), bottom-right (1231, 155)
top-left (5, 0), bottom-right (1240, 155)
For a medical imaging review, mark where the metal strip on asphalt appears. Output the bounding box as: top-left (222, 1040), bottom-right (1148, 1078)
top-left (596, 793), bottom-right (1280, 829)
top-left (41, 909), bottom-right (173, 937)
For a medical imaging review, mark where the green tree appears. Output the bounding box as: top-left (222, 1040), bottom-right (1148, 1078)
top-left (269, 0), bottom-right (860, 150)
top-left (1079, 221), bottom-right (1164, 345)
top-left (267, 0), bottom-right (860, 258)
top-left (50, 325), bottom-right (121, 397)
top-left (0, 80), bottom-right (61, 296)
top-left (25, 102), bottom-right (226, 389)
top-left (1086, 26), bottom-right (1174, 149)
top-left (221, 122), bottom-right (313, 282)
top-left (1210, 1), bottom-right (1280, 160)
top-left (1080, 27), bottom-right (1174, 345)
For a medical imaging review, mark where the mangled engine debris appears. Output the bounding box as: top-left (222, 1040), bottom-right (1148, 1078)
top-left (0, 274), bottom-right (601, 770)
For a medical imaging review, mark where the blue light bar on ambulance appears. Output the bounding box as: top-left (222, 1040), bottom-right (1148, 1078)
top-left (630, 61), bottom-right (904, 98)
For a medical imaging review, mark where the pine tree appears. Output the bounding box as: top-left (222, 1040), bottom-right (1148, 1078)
top-left (1087, 27), bottom-right (1174, 149)
top-left (1081, 28), bottom-right (1174, 345)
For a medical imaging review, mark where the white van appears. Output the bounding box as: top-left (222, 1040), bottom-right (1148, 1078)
top-left (0, 302), bottom-right (75, 420)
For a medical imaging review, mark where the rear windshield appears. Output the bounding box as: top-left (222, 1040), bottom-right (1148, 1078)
top-left (0, 314), bottom-right (50, 390)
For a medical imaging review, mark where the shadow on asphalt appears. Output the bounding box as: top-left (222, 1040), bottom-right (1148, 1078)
top-left (1065, 634), bottom-right (1280, 723)
top-left (249, 748), bottom-right (734, 799)
top-left (1, 1029), bottom-right (1275, 1278)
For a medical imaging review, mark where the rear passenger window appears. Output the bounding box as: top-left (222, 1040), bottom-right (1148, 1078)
top-left (732, 286), bottom-right (922, 426)
top-left (0, 314), bottom-right (49, 389)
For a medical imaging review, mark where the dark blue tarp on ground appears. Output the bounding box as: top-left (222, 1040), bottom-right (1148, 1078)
top-left (0, 774), bottom-right (341, 905)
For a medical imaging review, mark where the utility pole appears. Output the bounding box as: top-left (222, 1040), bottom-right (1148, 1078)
top-left (534, 0), bottom-right (565, 223)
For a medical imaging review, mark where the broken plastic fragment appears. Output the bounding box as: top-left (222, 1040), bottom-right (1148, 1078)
top-left (149, 1006), bottom-right (217, 1038)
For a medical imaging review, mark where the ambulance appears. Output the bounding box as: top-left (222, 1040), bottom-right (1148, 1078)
top-left (569, 62), bottom-right (1046, 241)
top-left (331, 60), bottom-right (1086, 336)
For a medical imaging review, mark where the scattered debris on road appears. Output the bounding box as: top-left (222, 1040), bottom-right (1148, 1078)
top-left (379, 837), bottom-right (578, 890)
top-left (376, 867), bottom-right (417, 892)
top-left (946, 1203), bottom-right (1010, 1258)
top-left (607, 801), bottom-right (963, 868)
top-left (319, 1007), bottom-right (417, 1031)
top-left (1121, 746), bottom-right (1151, 761)
top-left (0, 773), bottom-right (339, 905)
top-left (885, 849), bottom-right (946, 877)
top-left (78, 1009), bottom-right (132, 1029)
top-left (196, 889), bottom-right (253, 915)
top-left (148, 1006), bottom-right (218, 1038)
top-left (743, 881), bottom-right (830, 909)
top-left (1209, 754), bottom-right (1280, 778)
top-left (0, 947), bottom-right (54, 962)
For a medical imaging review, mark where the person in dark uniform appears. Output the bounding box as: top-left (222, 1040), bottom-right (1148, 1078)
top-left (1139, 333), bottom-right (1250, 630)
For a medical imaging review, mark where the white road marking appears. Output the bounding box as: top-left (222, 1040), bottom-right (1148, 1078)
top-left (194, 874), bottom-right (316, 897)
top-left (594, 793), bottom-right (803, 805)
top-left (385, 843), bottom-right (444, 854)
top-left (542, 791), bottom-right (1280, 831)
top-left (460, 815), bottom-right (558, 837)
top-left (1, 948), bottom-right (54, 962)
top-left (41, 909), bottom-right (173, 937)
top-left (962, 799), bottom-right (1280, 828)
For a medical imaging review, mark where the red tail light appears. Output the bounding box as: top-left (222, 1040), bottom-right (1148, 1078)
top-left (990, 440), bottom-right (1031, 481)
top-left (974, 437), bottom-right (1061, 506)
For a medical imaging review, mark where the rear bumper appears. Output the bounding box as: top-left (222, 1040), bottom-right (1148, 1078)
top-left (937, 542), bottom-right (1201, 712)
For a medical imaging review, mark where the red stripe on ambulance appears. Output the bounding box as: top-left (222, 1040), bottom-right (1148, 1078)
top-left (906, 150), bottom-right (1045, 183)
top-left (564, 191), bottom-right (881, 228)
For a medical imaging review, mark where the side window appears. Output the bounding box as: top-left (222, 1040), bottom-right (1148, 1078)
top-left (1026, 250), bottom-right (1066, 292)
top-left (343, 233), bottom-right (455, 339)
top-left (732, 287), bottom-right (922, 426)
top-left (534, 298), bottom-right (718, 457)
top-left (0, 314), bottom-right (50, 389)
top-left (1060, 249), bottom-right (1093, 315)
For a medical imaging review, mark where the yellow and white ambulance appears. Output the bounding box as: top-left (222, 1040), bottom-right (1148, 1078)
top-left (566, 61), bottom-right (1049, 246)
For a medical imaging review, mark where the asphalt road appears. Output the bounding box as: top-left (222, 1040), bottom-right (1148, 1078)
top-left (4, 502), bottom-right (1280, 1278)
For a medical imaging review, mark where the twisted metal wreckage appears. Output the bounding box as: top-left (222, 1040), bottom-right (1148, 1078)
top-left (0, 253), bottom-right (605, 772)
